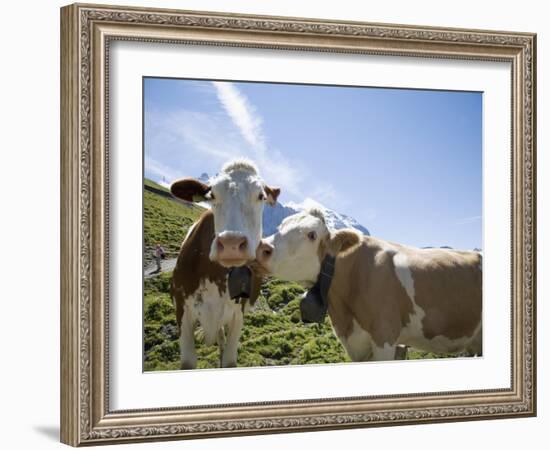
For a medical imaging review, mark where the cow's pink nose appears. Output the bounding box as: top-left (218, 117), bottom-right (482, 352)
top-left (217, 234), bottom-right (249, 262)
top-left (256, 241), bottom-right (274, 264)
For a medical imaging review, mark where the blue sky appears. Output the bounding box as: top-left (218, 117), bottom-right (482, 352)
top-left (144, 77), bottom-right (482, 250)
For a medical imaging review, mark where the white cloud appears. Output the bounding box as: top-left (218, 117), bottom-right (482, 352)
top-left (210, 81), bottom-right (310, 198)
top-left (144, 108), bottom-right (245, 182)
top-left (144, 81), bottom-right (347, 209)
top-left (212, 82), bottom-right (266, 151)
top-left (309, 183), bottom-right (340, 208)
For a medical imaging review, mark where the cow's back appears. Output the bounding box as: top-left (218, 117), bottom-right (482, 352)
top-left (327, 236), bottom-right (482, 353)
top-left (400, 246), bottom-right (481, 342)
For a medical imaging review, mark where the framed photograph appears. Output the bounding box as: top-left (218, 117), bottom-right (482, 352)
top-left (60, 3), bottom-right (537, 446)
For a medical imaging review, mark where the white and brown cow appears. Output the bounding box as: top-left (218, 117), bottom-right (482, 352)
top-left (255, 209), bottom-right (482, 362)
top-left (170, 160), bottom-right (279, 369)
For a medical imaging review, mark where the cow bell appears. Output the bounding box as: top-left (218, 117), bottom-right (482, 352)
top-left (300, 255), bottom-right (335, 324)
top-left (300, 284), bottom-right (328, 324)
top-left (228, 266), bottom-right (252, 301)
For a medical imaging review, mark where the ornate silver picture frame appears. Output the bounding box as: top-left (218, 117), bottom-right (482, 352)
top-left (60, 3), bottom-right (536, 446)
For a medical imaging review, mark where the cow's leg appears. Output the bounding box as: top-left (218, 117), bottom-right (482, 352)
top-left (339, 320), bottom-right (373, 362)
top-left (221, 309), bottom-right (243, 368)
top-left (179, 305), bottom-right (197, 370)
top-left (340, 335), bottom-right (372, 362)
top-left (217, 327), bottom-right (226, 368)
top-left (371, 343), bottom-right (398, 361)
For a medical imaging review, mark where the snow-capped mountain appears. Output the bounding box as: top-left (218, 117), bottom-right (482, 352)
top-left (263, 198), bottom-right (370, 237)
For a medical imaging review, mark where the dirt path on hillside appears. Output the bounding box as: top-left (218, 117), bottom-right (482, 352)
top-left (144, 257), bottom-right (177, 278)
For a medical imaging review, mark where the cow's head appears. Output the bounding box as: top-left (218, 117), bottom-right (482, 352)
top-left (256, 209), bottom-right (362, 286)
top-left (171, 160), bottom-right (280, 267)
top-left (255, 209), bottom-right (331, 286)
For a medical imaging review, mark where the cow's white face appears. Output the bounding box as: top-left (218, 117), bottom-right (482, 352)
top-left (171, 161), bottom-right (280, 268)
top-left (256, 210), bottom-right (330, 286)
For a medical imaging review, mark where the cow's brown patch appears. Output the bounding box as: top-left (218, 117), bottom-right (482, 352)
top-left (404, 249), bottom-right (482, 340)
top-left (170, 210), bottom-right (262, 327)
top-left (322, 234), bottom-right (481, 351)
top-left (326, 237), bottom-right (414, 347)
top-left (171, 211), bottom-right (225, 327)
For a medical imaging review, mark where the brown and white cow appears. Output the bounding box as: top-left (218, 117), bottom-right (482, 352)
top-left (170, 160), bottom-right (279, 369)
top-left (255, 209), bottom-right (482, 362)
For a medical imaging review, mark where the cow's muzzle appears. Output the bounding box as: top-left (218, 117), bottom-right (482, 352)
top-left (214, 232), bottom-right (252, 267)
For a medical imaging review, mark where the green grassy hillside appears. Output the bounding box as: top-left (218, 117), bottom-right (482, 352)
top-left (144, 178), bottom-right (169, 192)
top-left (143, 180), bottom-right (204, 266)
top-left (143, 179), bottom-right (456, 371)
top-left (144, 273), bottom-right (350, 371)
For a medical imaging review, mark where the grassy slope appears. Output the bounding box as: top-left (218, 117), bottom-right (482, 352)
top-left (144, 178), bottom-right (169, 191)
top-left (143, 180), bottom-right (454, 371)
top-left (143, 181), bottom-right (204, 266)
top-left (144, 274), bottom-right (351, 371)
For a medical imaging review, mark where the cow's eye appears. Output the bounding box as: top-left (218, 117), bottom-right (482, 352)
top-left (206, 191), bottom-right (215, 201)
top-left (258, 192), bottom-right (265, 201)
top-left (307, 231), bottom-right (317, 241)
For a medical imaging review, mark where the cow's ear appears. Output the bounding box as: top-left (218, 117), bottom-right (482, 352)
top-left (264, 186), bottom-right (280, 206)
top-left (170, 178), bottom-right (210, 202)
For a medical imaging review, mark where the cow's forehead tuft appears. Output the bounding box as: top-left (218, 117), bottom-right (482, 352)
top-left (221, 159), bottom-right (259, 175)
top-left (306, 207), bottom-right (326, 223)
top-left (211, 171), bottom-right (263, 191)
